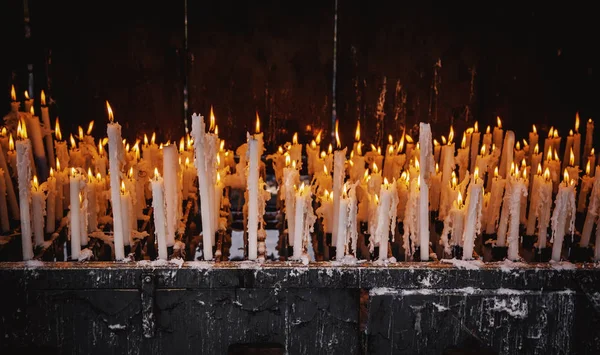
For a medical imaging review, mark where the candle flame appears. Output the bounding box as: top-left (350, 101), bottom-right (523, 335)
top-left (106, 101), bottom-right (114, 123)
top-left (363, 169), bottom-right (369, 181)
top-left (216, 171), bottom-right (221, 184)
top-left (486, 125), bottom-right (491, 134)
top-left (128, 167), bottom-right (134, 179)
top-left (554, 148), bottom-right (559, 161)
top-left (388, 134), bottom-right (393, 145)
top-left (436, 163), bottom-right (439, 174)
top-left (546, 147), bottom-right (553, 161)
top-left (575, 112), bottom-right (580, 133)
top-left (349, 150), bottom-right (354, 159)
top-left (154, 167), bottom-right (159, 179)
top-left (125, 143), bottom-right (130, 152)
top-left (433, 139), bottom-right (439, 147)
top-left (592, 148), bottom-right (596, 156)
top-left (311, 140), bottom-right (316, 149)
top-left (441, 135), bottom-right (447, 145)
top-left (388, 145), bottom-right (394, 155)
top-left (553, 129), bottom-right (558, 138)
top-left (324, 164), bottom-right (328, 175)
top-left (96, 172), bottom-right (101, 181)
top-left (586, 160), bottom-right (591, 175)
top-left (293, 132), bottom-right (298, 145)
top-left (474, 121), bottom-right (479, 133)
top-left (461, 133), bottom-right (466, 149)
top-left (569, 129), bottom-right (573, 137)
top-left (88, 167), bottom-right (93, 179)
top-left (285, 154), bottom-right (290, 167)
top-left (292, 160), bottom-right (297, 169)
top-left (357, 142), bottom-right (362, 155)
top-left (121, 181), bottom-right (126, 194)
top-left (78, 126), bottom-right (84, 141)
top-left (29, 105), bottom-right (34, 116)
top-left (50, 167), bottom-right (54, 177)
top-left (71, 167), bottom-right (76, 177)
top-left (32, 175), bottom-right (39, 190)
top-left (405, 134), bottom-right (414, 144)
top-left (54, 120), bottom-right (62, 141)
top-left (414, 158), bottom-right (420, 170)
top-left (6, 134), bottom-right (12, 150)
top-left (377, 146), bottom-right (381, 155)
top-left (496, 116), bottom-right (502, 128)
top-left (563, 169), bottom-right (569, 183)
top-left (10, 85), bottom-right (16, 101)
top-left (324, 189), bottom-right (329, 199)
top-left (56, 158), bottom-right (60, 171)
top-left (24, 90), bottom-right (30, 100)
top-left (255, 112), bottom-right (260, 133)
top-left (480, 144), bottom-right (486, 155)
top-left (373, 163), bottom-right (379, 174)
top-left (448, 127), bottom-right (454, 145)
top-left (216, 153), bottom-right (220, 166)
top-left (514, 165), bottom-right (519, 178)
top-left (17, 120), bottom-right (28, 139)
top-left (214, 125), bottom-right (218, 136)
top-left (474, 167), bottom-right (479, 180)
top-left (179, 137), bottom-right (185, 153)
top-left (185, 157), bottom-right (190, 168)
top-left (87, 121), bottom-right (94, 135)
top-left (466, 127), bottom-right (474, 135)
top-left (515, 141), bottom-right (521, 150)
top-left (335, 120), bottom-right (340, 148)
top-left (383, 177), bottom-right (389, 187)
top-left (299, 182), bottom-right (305, 193)
top-left (548, 127), bottom-right (554, 138)
top-left (144, 134), bottom-right (149, 145)
top-left (494, 166), bottom-right (499, 178)
top-left (68, 134), bottom-right (76, 149)
top-left (209, 106), bottom-right (215, 131)
top-left (457, 191), bottom-right (463, 206)
top-left (537, 163), bottom-right (542, 175)
top-left (510, 162), bottom-right (515, 175)
top-left (219, 140), bottom-right (225, 152)
top-left (315, 130), bottom-right (322, 145)
top-left (398, 134), bottom-right (405, 152)
top-left (151, 132), bottom-right (156, 145)
top-left (328, 143), bottom-right (333, 155)
top-left (40, 90), bottom-right (46, 106)
top-left (534, 143), bottom-right (539, 155)
top-left (569, 147), bottom-right (575, 166)
top-left (522, 166), bottom-right (527, 180)
top-left (355, 121), bottom-right (361, 141)
top-left (544, 167), bottom-right (551, 181)
top-left (0, 127), bottom-right (5, 137)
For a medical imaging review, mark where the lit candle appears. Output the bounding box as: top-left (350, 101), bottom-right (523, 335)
top-left (513, 141), bottom-right (525, 166)
top-left (16, 120), bottom-right (33, 260)
top-left (565, 148), bottom-right (579, 187)
top-left (402, 173), bottom-right (419, 258)
top-left (584, 118), bottom-right (594, 163)
top-left (289, 132), bottom-right (302, 163)
top-left (552, 129), bottom-right (561, 157)
top-left (54, 159), bottom-right (64, 221)
top-left (429, 164), bottom-right (442, 212)
top-left (528, 125), bottom-right (539, 163)
top-left (530, 144), bottom-right (542, 192)
top-left (375, 178), bottom-right (398, 261)
top-left (0, 168), bottom-right (8, 232)
top-left (106, 101), bottom-right (126, 260)
top-left (543, 127), bottom-right (554, 158)
top-left (578, 161), bottom-right (594, 213)
top-left (544, 147), bottom-right (561, 193)
top-left (469, 122), bottom-right (480, 174)
top-left (404, 134), bottom-right (415, 168)
top-left (246, 113), bottom-right (263, 260)
top-left (214, 170), bottom-right (224, 231)
top-left (441, 191), bottom-right (465, 255)
top-left (86, 169), bottom-right (98, 233)
top-left (54, 119), bottom-right (69, 171)
top-left (587, 149), bottom-right (596, 177)
top-left (438, 128), bottom-right (455, 220)
top-left (283, 156), bottom-right (300, 245)
top-left (418, 122), bottom-right (433, 261)
top-left (397, 172), bottom-right (409, 221)
top-left (306, 138), bottom-right (319, 176)
top-left (485, 167), bottom-right (505, 235)
top-left (536, 168), bottom-right (553, 249)
top-left (0, 142), bottom-right (19, 219)
top-left (525, 164), bottom-right (543, 236)
top-left (69, 168), bottom-right (83, 259)
top-left (23, 90), bottom-right (33, 113)
top-left (462, 168), bottom-right (483, 260)
top-left (25, 106), bottom-right (48, 181)
top-left (31, 175), bottom-right (46, 246)
top-left (492, 116), bottom-right (503, 152)
top-left (10, 85), bottom-right (19, 114)
top-left (582, 166), bottom-right (600, 248)
top-left (574, 113), bottom-right (582, 167)
top-left (295, 182), bottom-right (314, 260)
top-left (45, 168), bottom-right (56, 233)
top-left (120, 181), bottom-right (132, 247)
top-left (456, 132), bottom-right (469, 180)
top-left (562, 130), bottom-right (574, 173)
top-left (382, 135), bottom-right (395, 180)
top-left (162, 144), bottom-right (179, 247)
top-left (332, 120), bottom-right (347, 248)
top-left (433, 138), bottom-right (441, 165)
top-left (95, 141), bottom-right (108, 178)
top-left (498, 130), bottom-right (514, 178)
top-left (39, 90), bottom-right (55, 170)
top-left (151, 168), bottom-right (168, 260)
top-left (316, 189), bottom-right (334, 234)
top-left (550, 170), bottom-right (576, 261)
top-left (507, 165), bottom-right (527, 260)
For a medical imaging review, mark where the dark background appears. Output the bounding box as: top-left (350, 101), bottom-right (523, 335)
top-left (2, 1), bottom-right (597, 150)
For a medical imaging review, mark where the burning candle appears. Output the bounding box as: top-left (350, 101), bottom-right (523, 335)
top-left (45, 168), bottom-right (56, 234)
top-left (0, 142), bottom-right (19, 219)
top-left (418, 122), bottom-right (433, 261)
top-left (544, 147), bottom-right (561, 193)
top-left (429, 164), bottom-right (442, 212)
top-left (163, 144), bottom-right (179, 248)
top-left (332, 120), bottom-right (347, 248)
top-left (283, 156), bottom-right (300, 245)
top-left (350, 144), bottom-right (366, 182)
top-left (552, 129), bottom-right (561, 157)
top-left (86, 169), bottom-right (98, 233)
top-left (433, 138), bottom-right (441, 165)
top-left (462, 168), bottom-right (483, 260)
top-left (306, 138), bottom-right (319, 176)
top-left (565, 148), bottom-right (580, 187)
top-left (498, 130), bottom-right (514, 178)
top-left (31, 175), bottom-right (46, 246)
top-left (69, 168), bottom-right (83, 259)
top-left (533, 168), bottom-right (553, 249)
top-left (441, 191), bottom-right (465, 254)
top-left (120, 180), bottom-right (132, 247)
top-left (16, 120), bottom-right (33, 260)
top-left (525, 164), bottom-right (543, 236)
top-left (439, 128), bottom-right (455, 220)
top-left (506, 165), bottom-right (527, 261)
top-left (39, 90), bottom-right (55, 170)
top-left (492, 117), bottom-right (503, 152)
top-left (574, 113), bottom-right (582, 167)
top-left (246, 113), bottom-right (263, 260)
top-left (289, 132), bottom-right (302, 163)
top-left (376, 178), bottom-right (398, 261)
top-left (528, 125), bottom-right (539, 163)
top-left (550, 170), bottom-right (576, 261)
top-left (543, 127), bottom-right (554, 159)
top-left (25, 106), bottom-right (48, 181)
top-left (584, 118), bottom-right (594, 163)
top-left (562, 130), bottom-right (575, 173)
top-left (514, 141), bottom-right (525, 166)
top-left (316, 189), bottom-right (334, 234)
top-left (54, 119), bottom-right (69, 171)
top-left (23, 90), bottom-right (33, 113)
top-left (587, 149), bottom-right (596, 177)
top-left (578, 161), bottom-right (594, 213)
top-left (456, 132), bottom-right (469, 180)
top-left (485, 167), bottom-right (505, 235)
top-left (150, 168), bottom-right (168, 260)
top-left (294, 182), bottom-right (313, 260)
top-left (469, 122), bottom-right (480, 174)
top-left (106, 101), bottom-right (126, 260)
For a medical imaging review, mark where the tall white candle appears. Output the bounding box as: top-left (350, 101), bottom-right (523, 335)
top-left (469, 123), bottom-right (480, 174)
top-left (162, 144), bottom-right (178, 247)
top-left (551, 170), bottom-right (576, 261)
top-left (456, 133), bottom-right (469, 181)
top-left (528, 125), bottom-right (539, 163)
top-left (584, 118), bottom-right (594, 163)
top-left (294, 183), bottom-right (311, 259)
top-left (106, 101), bottom-right (126, 260)
top-left (492, 117), bottom-right (504, 153)
top-left (498, 130), bottom-right (514, 178)
top-left (31, 176), bottom-right (46, 246)
top-left (151, 169), bottom-right (169, 260)
top-left (289, 132), bottom-right (302, 163)
top-left (191, 113), bottom-right (214, 260)
top-left (0, 144), bottom-right (19, 219)
top-left (282, 158), bottom-right (300, 245)
top-left (441, 192), bottom-right (465, 254)
top-left (120, 181), bottom-right (132, 247)
top-left (375, 179), bottom-right (398, 261)
top-left (69, 168), bottom-right (83, 259)
top-left (86, 170), bottom-right (98, 233)
top-left (462, 168), bottom-right (483, 260)
top-left (525, 166), bottom-right (542, 236)
top-left (317, 189), bottom-right (334, 234)
top-left (418, 122), bottom-right (433, 261)
top-left (562, 130), bottom-right (574, 173)
top-left (507, 167), bottom-right (527, 261)
top-left (247, 133), bottom-right (261, 260)
top-left (574, 113), bottom-right (582, 167)
top-left (44, 168), bottom-right (56, 233)
top-left (485, 168), bottom-right (505, 235)
top-left (16, 120), bottom-right (33, 260)
top-left (439, 139), bottom-right (455, 220)
top-left (578, 162), bottom-right (594, 213)
top-left (25, 106), bottom-right (48, 181)
top-left (536, 168), bottom-right (553, 248)
top-left (332, 125), bottom-right (347, 247)
top-left (39, 91), bottom-right (55, 170)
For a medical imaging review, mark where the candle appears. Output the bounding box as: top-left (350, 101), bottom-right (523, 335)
top-left (456, 132), bottom-right (469, 180)
top-left (54, 119), bottom-right (70, 171)
top-left (106, 101), bottom-right (126, 260)
top-left (382, 135), bottom-right (395, 180)
top-left (441, 191), bottom-right (465, 254)
top-left (23, 90), bottom-right (33, 113)
top-left (482, 126), bottom-right (492, 149)
top-left (513, 141), bottom-right (525, 166)
top-left (469, 122), bottom-right (480, 174)
top-left (31, 175), bottom-right (46, 246)
top-left (402, 174), bottom-right (419, 258)
top-left (246, 113), bottom-right (263, 260)
top-left (45, 168), bottom-right (56, 233)
top-left (543, 127), bottom-right (554, 159)
top-left (498, 130), bottom-right (514, 178)
top-left (584, 118), bottom-right (594, 163)
top-left (404, 134), bottom-right (415, 168)
top-left (365, 144), bottom-right (383, 171)
top-left (536, 168), bottom-right (553, 248)
top-left (492, 117), bottom-right (504, 152)
top-left (525, 165), bottom-right (543, 236)
top-left (120, 180), bottom-right (132, 247)
top-left (151, 168), bottom-right (168, 260)
top-left (38, 91), bottom-right (55, 170)
top-left (544, 148), bottom-right (561, 193)
top-left (16, 120), bottom-right (33, 260)
top-left (587, 149), bottom-right (596, 177)
top-left (550, 170), bottom-right (577, 261)
top-left (552, 129), bottom-right (562, 157)
top-left (306, 139), bottom-right (319, 176)
top-left (289, 132), bottom-right (302, 163)
top-left (582, 167), bottom-right (600, 247)
top-left (350, 146), bottom-right (366, 182)
top-left (25, 106), bottom-right (48, 181)
top-left (462, 168), bottom-right (483, 260)
top-left (573, 113), bottom-right (582, 167)
top-left (565, 148), bottom-right (580, 188)
top-left (433, 138), bottom-right (441, 165)
top-left (0, 168), bottom-right (8, 232)
top-left (475, 145), bottom-right (491, 180)
top-left (485, 167), bottom-right (505, 235)
top-left (191, 113), bottom-right (215, 259)
top-left (528, 125), bottom-right (539, 163)
top-left (562, 130), bottom-right (574, 173)
top-left (438, 132), bottom-right (455, 220)
top-left (69, 168), bottom-right (83, 259)
top-left (332, 121), bottom-right (347, 247)
top-left (162, 144), bottom-right (179, 248)
top-left (295, 182), bottom-right (313, 259)
top-left (85, 169), bottom-right (98, 233)
top-left (375, 178), bottom-right (398, 261)
top-left (214, 171), bottom-right (224, 231)
top-left (507, 166), bottom-right (527, 261)
top-left (0, 143), bottom-right (19, 219)
top-left (429, 164), bottom-right (441, 212)
top-left (316, 189), bottom-right (334, 234)
top-left (397, 172), bottom-right (409, 221)
top-left (418, 122), bottom-right (433, 261)
top-left (283, 156), bottom-right (300, 245)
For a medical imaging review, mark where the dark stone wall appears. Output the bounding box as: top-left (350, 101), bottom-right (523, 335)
top-left (2, 1), bottom-right (597, 148)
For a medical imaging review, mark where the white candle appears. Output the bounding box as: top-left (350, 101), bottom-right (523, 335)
top-left (550, 170), bottom-right (576, 261)
top-left (402, 174), bottom-right (420, 258)
top-left (289, 132), bottom-right (302, 163)
top-left (16, 120), bottom-right (33, 260)
top-left (581, 167), bottom-right (600, 247)
top-left (574, 113), bottom-right (582, 167)
top-left (295, 183), bottom-right (311, 259)
top-left (469, 123), bottom-right (481, 174)
top-left (433, 139), bottom-right (441, 165)
top-left (441, 192), bottom-right (465, 254)
top-left (151, 169), bottom-right (168, 260)
top-left (120, 181), bottom-right (132, 247)
top-left (246, 132), bottom-right (261, 260)
top-left (456, 133), bottom-right (469, 181)
top-left (191, 113), bottom-right (215, 260)
top-left (69, 168), bottom-right (83, 259)
top-left (40, 91), bottom-right (55, 170)
top-left (418, 122), bottom-right (433, 261)
top-left (507, 167), bottom-right (527, 261)
top-left (587, 149), bottom-right (596, 177)
top-left (350, 149), bottom-right (366, 182)
top-left (584, 118), bottom-right (594, 163)
top-left (492, 117), bottom-right (504, 152)
top-left (439, 139), bottom-right (455, 220)
top-left (45, 169), bottom-right (56, 233)
top-left (485, 168), bottom-right (505, 235)
top-left (106, 101), bottom-right (126, 260)
top-left (316, 189), bottom-right (334, 233)
top-left (306, 140), bottom-right (319, 176)
top-left (86, 170), bottom-right (98, 233)
top-left (375, 179), bottom-right (398, 261)
top-left (162, 144), bottom-right (178, 247)
top-left (525, 166), bottom-right (543, 236)
top-left (25, 107), bottom-right (48, 181)
top-left (498, 130), bottom-right (514, 178)
top-left (282, 158), bottom-right (300, 245)
top-left (0, 143), bottom-right (19, 219)
top-left (0, 168), bottom-right (8, 232)
top-left (562, 131), bottom-right (574, 173)
top-left (31, 175), bottom-right (46, 246)
top-left (536, 168), bottom-right (553, 248)
top-left (578, 162), bottom-right (594, 213)
top-left (214, 170), bottom-right (224, 231)
top-left (462, 168), bottom-right (483, 260)
top-left (528, 125), bottom-right (539, 163)
top-left (332, 124), bottom-right (346, 247)
top-left (429, 165), bottom-right (441, 212)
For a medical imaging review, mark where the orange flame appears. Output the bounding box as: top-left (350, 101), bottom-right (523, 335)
top-left (106, 101), bottom-right (114, 123)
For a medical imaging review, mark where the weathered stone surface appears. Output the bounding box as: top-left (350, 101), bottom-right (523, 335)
top-left (0, 261), bottom-right (599, 354)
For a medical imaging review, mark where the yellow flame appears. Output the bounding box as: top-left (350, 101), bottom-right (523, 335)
top-left (448, 128), bottom-right (454, 145)
top-left (532, 125), bottom-right (537, 134)
top-left (569, 129), bottom-right (573, 137)
top-left (324, 189), bottom-right (329, 199)
top-left (292, 160), bottom-right (297, 169)
top-left (87, 167), bottom-right (93, 179)
top-left (209, 105), bottom-right (215, 131)
top-left (496, 116), bottom-right (502, 128)
top-left (591, 148), bottom-right (596, 156)
top-left (486, 125), bottom-right (491, 134)
top-left (436, 163), bottom-right (439, 174)
top-left (480, 144), bottom-right (486, 155)
top-left (563, 169), bottom-right (569, 183)
top-left (373, 163), bottom-right (379, 174)
top-left (510, 162), bottom-right (515, 175)
top-left (144, 134), bottom-right (149, 145)
top-left (548, 127), bottom-right (554, 138)
top-left (40, 90), bottom-right (46, 106)
top-left (87, 121), bottom-right (94, 135)
top-left (10, 85), bottom-right (16, 101)
top-left (516, 141), bottom-right (521, 150)
top-left (24, 91), bottom-right (30, 100)
top-left (554, 148), bottom-right (559, 161)
top-left (414, 158), bottom-right (420, 170)
top-left (78, 126), bottom-right (84, 141)
top-left (383, 177), bottom-right (389, 187)
top-left (285, 154), bottom-right (290, 167)
top-left (522, 166), bottom-right (527, 180)
top-left (586, 160), bottom-right (591, 175)
top-left (179, 137), bottom-right (185, 153)
top-left (388, 134), bottom-right (393, 145)
top-left (569, 147), bottom-right (575, 166)
top-left (154, 167), bottom-right (159, 179)
top-left (544, 167), bottom-right (551, 181)
top-left (357, 142), bottom-right (362, 155)
top-left (216, 171), bottom-right (221, 184)
top-left (56, 158), bottom-right (60, 171)
top-left (494, 166), bottom-right (499, 178)
top-left (0, 127), bottom-right (5, 137)
top-left (388, 145), bottom-right (394, 154)
top-left (374, 194), bottom-right (379, 203)
top-left (355, 121), bottom-right (361, 141)
top-left (575, 112), bottom-right (580, 133)
top-left (534, 143), bottom-right (539, 155)
top-left (466, 128), bottom-right (474, 135)
top-left (441, 135), bottom-right (447, 145)
top-left (324, 164), bottom-right (328, 175)
top-left (457, 191), bottom-right (463, 206)
top-left (546, 147), bottom-right (553, 161)
top-left (474, 167), bottom-right (479, 180)
top-left (461, 133), bottom-right (466, 149)
top-left (474, 121), bottom-right (479, 132)
top-left (151, 132), bottom-right (156, 145)
top-left (328, 143), bottom-right (333, 155)
top-left (30, 105), bottom-right (34, 116)
top-left (377, 146), bottom-right (381, 155)
top-left (17, 120), bottom-right (28, 139)
top-left (187, 134), bottom-right (193, 150)
top-left (219, 140), bottom-right (225, 152)
top-left (335, 120), bottom-right (340, 148)
top-left (214, 125), bottom-right (218, 137)
top-left (311, 140), bottom-right (316, 149)
top-left (71, 167), bottom-right (76, 177)
top-left (293, 132), bottom-right (298, 145)
top-left (106, 101), bottom-right (114, 123)
top-left (537, 163), bottom-right (542, 176)
top-left (32, 175), bottom-right (39, 189)
top-left (315, 130), bottom-right (322, 145)
top-left (363, 169), bottom-right (369, 180)
top-left (125, 143), bottom-right (130, 153)
top-left (96, 172), bottom-right (101, 181)
top-left (398, 134), bottom-right (405, 152)
top-left (216, 153), bottom-right (220, 166)
top-left (406, 134), bottom-right (414, 144)
top-left (50, 167), bottom-right (54, 177)
top-left (255, 112), bottom-right (260, 133)
top-left (553, 129), bottom-right (558, 139)
top-left (185, 157), bottom-right (190, 168)
top-left (433, 139), bottom-right (439, 147)
top-left (128, 167), bottom-right (134, 179)
top-left (121, 180), bottom-right (126, 194)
